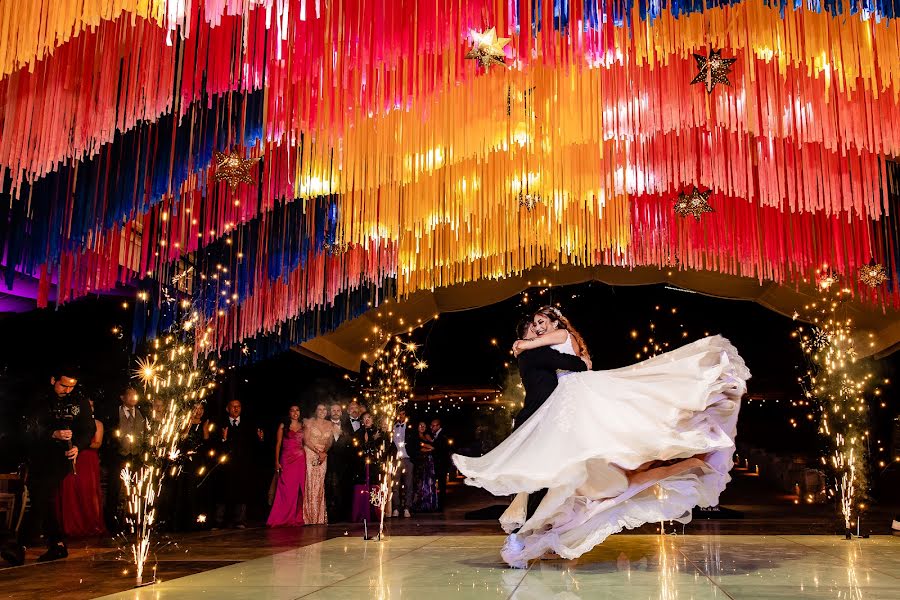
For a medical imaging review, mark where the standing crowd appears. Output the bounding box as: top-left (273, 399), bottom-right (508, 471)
top-left (267, 401), bottom-right (451, 526)
top-left (2, 368), bottom-right (451, 567)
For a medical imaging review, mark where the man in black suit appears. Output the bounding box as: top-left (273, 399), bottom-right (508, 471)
top-left (104, 387), bottom-right (147, 532)
top-left (214, 399), bottom-right (263, 528)
top-left (325, 402), bottom-right (354, 522)
top-left (513, 319), bottom-right (590, 431)
top-left (508, 318), bottom-right (590, 541)
top-left (430, 418), bottom-right (451, 510)
top-left (2, 367), bottom-right (94, 566)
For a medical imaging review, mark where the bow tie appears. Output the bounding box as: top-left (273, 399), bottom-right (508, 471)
top-left (351, 418), bottom-right (360, 422)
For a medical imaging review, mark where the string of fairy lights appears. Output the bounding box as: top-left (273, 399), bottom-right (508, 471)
top-left (792, 265), bottom-right (893, 534)
top-left (352, 311), bottom-right (432, 538)
top-left (123, 299), bottom-right (218, 584)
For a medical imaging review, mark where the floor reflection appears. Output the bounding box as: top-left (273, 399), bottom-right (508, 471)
top-left (92, 534), bottom-right (899, 600)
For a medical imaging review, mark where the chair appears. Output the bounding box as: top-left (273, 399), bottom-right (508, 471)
top-left (0, 473), bottom-right (20, 531)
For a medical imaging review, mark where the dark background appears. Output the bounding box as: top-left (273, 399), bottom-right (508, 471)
top-left (1, 282), bottom-right (897, 495)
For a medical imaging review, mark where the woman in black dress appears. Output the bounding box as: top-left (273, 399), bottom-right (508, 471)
top-left (412, 421), bottom-right (439, 512)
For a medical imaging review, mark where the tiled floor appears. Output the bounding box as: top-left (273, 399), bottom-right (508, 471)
top-left (94, 534), bottom-right (899, 600)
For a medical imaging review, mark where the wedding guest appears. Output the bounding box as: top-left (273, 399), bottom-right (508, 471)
top-left (267, 405), bottom-right (306, 527)
top-left (55, 398), bottom-right (106, 537)
top-left (347, 400), bottom-right (364, 433)
top-left (1, 367), bottom-right (94, 566)
top-left (325, 402), bottom-right (353, 523)
top-left (104, 387), bottom-right (146, 532)
top-left (353, 412), bottom-right (385, 485)
top-left (413, 421), bottom-right (439, 512)
top-left (302, 404), bottom-right (333, 524)
top-left (214, 399), bottom-right (263, 528)
top-left (430, 418), bottom-right (451, 510)
top-left (390, 408), bottom-right (415, 518)
top-left (167, 402), bottom-right (211, 531)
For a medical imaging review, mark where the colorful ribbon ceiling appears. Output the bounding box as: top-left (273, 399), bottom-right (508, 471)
top-left (2, 0), bottom-right (900, 361)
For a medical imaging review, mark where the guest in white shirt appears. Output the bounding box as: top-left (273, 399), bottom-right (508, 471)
top-left (325, 403), bottom-right (353, 522)
top-left (347, 400), bottom-right (363, 432)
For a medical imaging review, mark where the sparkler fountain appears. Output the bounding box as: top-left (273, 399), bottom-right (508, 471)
top-left (123, 302), bottom-right (216, 584)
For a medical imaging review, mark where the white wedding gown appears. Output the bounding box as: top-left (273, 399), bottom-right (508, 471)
top-left (452, 334), bottom-right (749, 566)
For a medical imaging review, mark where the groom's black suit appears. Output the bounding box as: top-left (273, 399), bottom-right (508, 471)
top-left (514, 346), bottom-right (588, 528)
top-left (514, 346), bottom-right (588, 430)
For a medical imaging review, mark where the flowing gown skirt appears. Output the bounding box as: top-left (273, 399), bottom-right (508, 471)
top-left (452, 336), bottom-right (749, 564)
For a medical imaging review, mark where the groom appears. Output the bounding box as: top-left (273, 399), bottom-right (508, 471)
top-left (509, 318), bottom-right (591, 536)
top-left (513, 318), bottom-right (590, 430)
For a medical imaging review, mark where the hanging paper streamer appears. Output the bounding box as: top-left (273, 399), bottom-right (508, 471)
top-left (2, 0), bottom-right (900, 362)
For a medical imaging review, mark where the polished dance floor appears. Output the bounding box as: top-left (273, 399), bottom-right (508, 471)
top-left (2, 471), bottom-right (898, 599)
top-left (89, 533), bottom-right (898, 600)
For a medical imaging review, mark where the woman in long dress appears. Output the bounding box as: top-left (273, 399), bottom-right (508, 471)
top-left (267, 405), bottom-right (307, 527)
top-left (453, 306), bottom-right (749, 568)
top-left (56, 399), bottom-right (106, 537)
top-left (167, 402), bottom-right (212, 531)
top-left (303, 404), bottom-right (333, 524)
top-left (412, 421), bottom-right (439, 512)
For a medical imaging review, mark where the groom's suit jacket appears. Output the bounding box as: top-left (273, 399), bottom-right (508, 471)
top-left (514, 346), bottom-right (588, 430)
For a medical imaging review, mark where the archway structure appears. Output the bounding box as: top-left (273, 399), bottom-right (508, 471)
top-left (298, 265), bottom-right (900, 372)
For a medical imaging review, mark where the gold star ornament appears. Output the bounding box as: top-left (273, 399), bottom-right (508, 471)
top-left (213, 150), bottom-right (261, 191)
top-left (674, 187), bottom-right (714, 221)
top-left (465, 28), bottom-right (511, 68)
top-left (690, 49), bottom-right (737, 94)
top-left (858, 263), bottom-right (887, 287)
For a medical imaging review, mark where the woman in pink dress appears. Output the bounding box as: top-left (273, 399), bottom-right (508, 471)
top-left (267, 405), bottom-right (307, 527)
top-left (56, 399), bottom-right (106, 537)
top-left (302, 404), bottom-right (333, 525)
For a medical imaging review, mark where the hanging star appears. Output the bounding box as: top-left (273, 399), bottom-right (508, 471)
top-left (690, 49), bottom-right (737, 94)
top-left (414, 359), bottom-right (429, 371)
top-left (674, 187), bottom-right (714, 221)
top-left (858, 263), bottom-right (887, 288)
top-left (518, 192), bottom-right (541, 211)
top-left (213, 150), bottom-right (261, 191)
top-left (465, 28), bottom-right (511, 68)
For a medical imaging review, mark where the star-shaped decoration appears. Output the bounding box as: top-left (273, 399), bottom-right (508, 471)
top-left (518, 192), bottom-right (541, 211)
top-left (858, 263), bottom-right (887, 288)
top-left (414, 359), bottom-right (429, 371)
top-left (810, 328), bottom-right (832, 350)
top-left (674, 187), bottom-right (714, 221)
top-left (690, 49), bottom-right (737, 94)
top-left (213, 150), bottom-right (261, 191)
top-left (465, 28), bottom-right (511, 68)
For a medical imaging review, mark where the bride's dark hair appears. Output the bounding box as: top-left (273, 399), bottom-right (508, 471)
top-left (533, 306), bottom-right (590, 360)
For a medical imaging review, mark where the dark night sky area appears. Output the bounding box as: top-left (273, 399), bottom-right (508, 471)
top-left (408, 282), bottom-right (854, 395)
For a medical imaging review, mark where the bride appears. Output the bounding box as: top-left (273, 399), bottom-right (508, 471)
top-left (453, 306), bottom-right (749, 568)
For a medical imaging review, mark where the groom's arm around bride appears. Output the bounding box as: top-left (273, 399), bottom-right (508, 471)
top-left (513, 346), bottom-right (590, 430)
